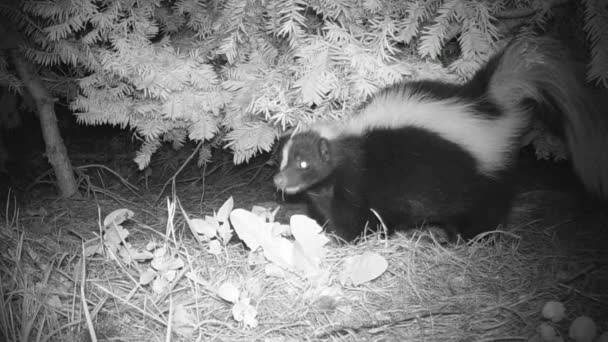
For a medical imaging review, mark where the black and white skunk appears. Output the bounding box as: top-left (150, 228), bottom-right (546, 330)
top-left (273, 35), bottom-right (608, 242)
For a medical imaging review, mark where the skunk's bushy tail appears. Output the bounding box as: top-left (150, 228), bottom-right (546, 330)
top-left (488, 36), bottom-right (608, 199)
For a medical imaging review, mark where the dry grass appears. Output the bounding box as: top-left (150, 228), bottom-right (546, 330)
top-left (1, 187), bottom-right (607, 342)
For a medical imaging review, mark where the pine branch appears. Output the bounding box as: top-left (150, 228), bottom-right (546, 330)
top-left (418, 0), bottom-right (463, 59)
top-left (583, 0), bottom-right (608, 87)
top-left (398, 0), bottom-right (427, 44)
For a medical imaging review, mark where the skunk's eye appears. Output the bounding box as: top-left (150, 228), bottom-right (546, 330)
top-left (298, 160), bottom-right (308, 169)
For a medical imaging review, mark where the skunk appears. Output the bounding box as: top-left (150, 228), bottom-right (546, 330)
top-left (273, 35), bottom-right (608, 242)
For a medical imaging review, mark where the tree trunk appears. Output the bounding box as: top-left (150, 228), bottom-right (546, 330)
top-left (9, 50), bottom-right (78, 197)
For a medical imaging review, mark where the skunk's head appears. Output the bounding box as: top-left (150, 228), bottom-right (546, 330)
top-left (273, 130), bottom-right (334, 194)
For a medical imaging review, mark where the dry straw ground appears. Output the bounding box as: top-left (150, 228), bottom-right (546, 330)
top-left (0, 159), bottom-right (607, 342)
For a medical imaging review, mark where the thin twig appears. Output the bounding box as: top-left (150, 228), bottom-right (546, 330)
top-left (313, 310), bottom-right (462, 338)
top-left (154, 142), bottom-right (203, 207)
top-left (80, 245), bottom-right (97, 342)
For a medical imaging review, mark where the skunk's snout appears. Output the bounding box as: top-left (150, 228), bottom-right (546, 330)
top-left (273, 173), bottom-right (287, 190)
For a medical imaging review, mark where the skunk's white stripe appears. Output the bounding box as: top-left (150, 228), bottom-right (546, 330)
top-left (309, 91), bottom-right (528, 175)
top-left (279, 138), bottom-right (292, 170)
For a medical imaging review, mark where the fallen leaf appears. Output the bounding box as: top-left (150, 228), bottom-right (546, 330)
top-left (103, 225), bottom-right (129, 247)
top-left (151, 255), bottom-right (185, 272)
top-left (290, 214), bottom-right (329, 267)
top-left (164, 269), bottom-right (177, 282)
top-left (153, 246), bottom-right (168, 258)
top-left (130, 248), bottom-right (154, 261)
top-left (261, 236), bottom-right (295, 271)
top-left (230, 209), bottom-right (266, 251)
top-left (152, 276), bottom-right (170, 294)
top-left (218, 282), bottom-right (240, 303)
top-left (146, 241), bottom-right (160, 251)
top-left (103, 208), bottom-right (134, 228)
top-left (232, 298), bottom-right (258, 328)
top-left (208, 239), bottom-right (222, 255)
top-left (340, 252), bottom-right (388, 286)
top-left (139, 268), bottom-right (157, 285)
top-left (217, 222), bottom-right (233, 244)
top-left (291, 241), bottom-right (320, 277)
top-left (172, 304), bottom-right (196, 337)
top-left (189, 218), bottom-right (217, 239)
top-left (118, 245), bottom-right (133, 264)
top-left (217, 196), bottom-right (234, 223)
top-left (231, 210), bottom-right (326, 278)
top-left (83, 244), bottom-right (101, 257)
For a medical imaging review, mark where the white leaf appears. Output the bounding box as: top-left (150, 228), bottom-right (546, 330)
top-left (152, 276), bottom-right (170, 294)
top-left (569, 316), bottom-right (596, 342)
top-left (340, 252), bottom-right (388, 286)
top-left (103, 208), bottom-right (134, 228)
top-left (83, 244), bottom-right (101, 257)
top-left (130, 248), bottom-right (154, 261)
top-left (217, 222), bottom-right (233, 244)
top-left (165, 270), bottom-right (177, 282)
top-left (291, 241), bottom-right (319, 277)
top-left (103, 225), bottom-right (129, 247)
top-left (139, 268), bottom-right (157, 285)
top-left (231, 209), bottom-right (313, 276)
top-left (229, 208), bottom-right (266, 251)
top-left (218, 282), bottom-right (240, 303)
top-left (151, 255), bottom-right (185, 272)
top-left (118, 245), bottom-right (133, 264)
top-left (216, 196), bottom-right (234, 223)
top-left (289, 215), bottom-right (329, 278)
top-left (231, 298), bottom-right (258, 328)
top-left (166, 257), bottom-right (185, 271)
top-left (290, 214), bottom-right (329, 263)
top-left (261, 237), bottom-right (295, 272)
top-left (146, 241), bottom-right (160, 251)
top-left (205, 215), bottom-right (219, 226)
top-left (208, 239), bottom-right (222, 255)
top-left (542, 301), bottom-right (565, 323)
top-left (153, 246), bottom-right (168, 259)
top-left (189, 218), bottom-right (218, 239)
top-left (172, 304), bottom-right (196, 337)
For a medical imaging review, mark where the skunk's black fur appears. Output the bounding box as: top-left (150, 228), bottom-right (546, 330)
top-left (273, 35), bottom-right (608, 242)
top-left (276, 127), bottom-right (516, 241)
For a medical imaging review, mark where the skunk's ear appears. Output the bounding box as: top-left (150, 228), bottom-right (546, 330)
top-left (319, 138), bottom-right (331, 162)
